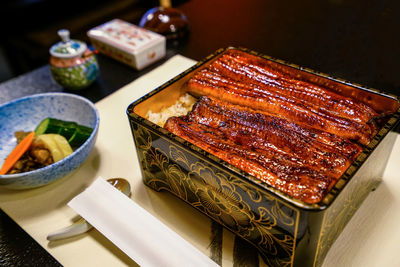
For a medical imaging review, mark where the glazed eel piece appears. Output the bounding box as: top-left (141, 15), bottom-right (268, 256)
top-left (212, 51), bottom-right (378, 124)
top-left (165, 96), bottom-right (362, 204)
top-left (186, 51), bottom-right (379, 145)
top-left (189, 96), bottom-right (362, 160)
top-left (165, 115), bottom-right (331, 204)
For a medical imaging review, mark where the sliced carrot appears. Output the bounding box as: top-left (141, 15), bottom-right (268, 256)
top-left (0, 132), bottom-right (35, 175)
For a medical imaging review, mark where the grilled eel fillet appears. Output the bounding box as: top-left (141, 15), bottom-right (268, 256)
top-left (165, 96), bottom-right (362, 204)
top-left (185, 50), bottom-right (379, 145)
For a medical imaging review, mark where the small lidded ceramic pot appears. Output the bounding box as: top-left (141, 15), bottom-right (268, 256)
top-left (50, 29), bottom-right (99, 90)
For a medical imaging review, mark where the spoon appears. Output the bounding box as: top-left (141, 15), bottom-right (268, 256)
top-left (47, 178), bottom-right (131, 241)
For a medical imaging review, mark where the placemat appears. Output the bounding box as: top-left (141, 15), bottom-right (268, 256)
top-left (1, 55), bottom-right (400, 267)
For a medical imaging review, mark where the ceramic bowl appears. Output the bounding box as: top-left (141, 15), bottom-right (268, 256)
top-left (0, 93), bottom-right (99, 189)
top-left (50, 51), bottom-right (99, 90)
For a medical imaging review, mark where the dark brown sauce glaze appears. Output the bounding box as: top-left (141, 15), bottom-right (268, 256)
top-left (186, 50), bottom-right (379, 145)
top-left (165, 96), bottom-right (363, 204)
top-left (165, 50), bottom-right (383, 204)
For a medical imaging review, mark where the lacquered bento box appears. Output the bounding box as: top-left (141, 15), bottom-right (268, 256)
top-left (126, 47), bottom-right (400, 266)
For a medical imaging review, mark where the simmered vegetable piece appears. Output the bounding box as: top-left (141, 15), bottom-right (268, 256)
top-left (34, 134), bottom-right (73, 162)
top-left (1, 117), bottom-right (92, 175)
top-left (1, 133), bottom-right (73, 174)
top-left (0, 132), bottom-right (35, 175)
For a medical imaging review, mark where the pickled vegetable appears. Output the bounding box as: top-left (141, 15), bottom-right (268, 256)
top-left (35, 117), bottom-right (92, 147)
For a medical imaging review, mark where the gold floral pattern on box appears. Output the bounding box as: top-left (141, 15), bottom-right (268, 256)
top-left (132, 124), bottom-right (301, 267)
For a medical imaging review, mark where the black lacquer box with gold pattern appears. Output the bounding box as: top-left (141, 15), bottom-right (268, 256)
top-left (126, 47), bottom-right (400, 266)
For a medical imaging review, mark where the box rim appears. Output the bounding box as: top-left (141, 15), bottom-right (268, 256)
top-left (126, 46), bottom-right (400, 211)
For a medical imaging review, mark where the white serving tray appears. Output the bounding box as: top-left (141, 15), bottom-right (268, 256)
top-left (0, 55), bottom-right (399, 267)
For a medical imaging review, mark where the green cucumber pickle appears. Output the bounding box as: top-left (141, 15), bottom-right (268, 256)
top-left (34, 117), bottom-right (93, 148)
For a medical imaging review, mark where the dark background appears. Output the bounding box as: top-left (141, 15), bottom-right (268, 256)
top-left (1, 0), bottom-right (400, 96)
top-left (0, 0), bottom-right (157, 82)
top-left (0, 0), bottom-right (399, 266)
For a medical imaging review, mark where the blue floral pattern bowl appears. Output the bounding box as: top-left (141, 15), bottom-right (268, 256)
top-left (0, 93), bottom-right (99, 189)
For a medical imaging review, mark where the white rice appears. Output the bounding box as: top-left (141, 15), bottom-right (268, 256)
top-left (146, 93), bottom-right (197, 127)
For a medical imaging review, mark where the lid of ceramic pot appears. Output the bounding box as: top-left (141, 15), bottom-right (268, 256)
top-left (49, 29), bottom-right (87, 58)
